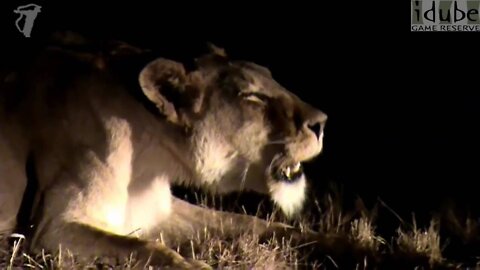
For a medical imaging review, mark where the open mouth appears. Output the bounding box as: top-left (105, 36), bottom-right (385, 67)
top-left (266, 154), bottom-right (308, 217)
top-left (269, 155), bottom-right (304, 182)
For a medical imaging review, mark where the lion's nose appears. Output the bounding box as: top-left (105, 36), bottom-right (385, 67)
top-left (305, 111), bottom-right (327, 139)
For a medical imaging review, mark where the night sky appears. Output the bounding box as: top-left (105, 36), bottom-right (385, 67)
top-left (2, 2), bottom-right (478, 225)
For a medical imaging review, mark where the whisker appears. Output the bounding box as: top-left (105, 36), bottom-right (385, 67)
top-left (240, 163), bottom-right (250, 190)
top-left (265, 139), bottom-right (292, 145)
top-left (267, 153), bottom-right (283, 175)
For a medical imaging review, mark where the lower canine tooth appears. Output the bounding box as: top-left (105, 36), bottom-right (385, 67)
top-left (292, 163), bottom-right (301, 173)
top-left (284, 167), bottom-right (291, 178)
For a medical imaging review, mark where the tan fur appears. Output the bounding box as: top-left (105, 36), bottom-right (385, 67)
top-left (0, 39), bottom-right (327, 268)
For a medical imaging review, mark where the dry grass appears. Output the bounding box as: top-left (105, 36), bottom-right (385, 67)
top-left (1, 193), bottom-right (477, 269)
top-left (350, 217), bottom-right (384, 252)
top-left (1, 231), bottom-right (302, 269)
top-left (396, 220), bottom-right (443, 266)
top-left (194, 232), bottom-right (301, 269)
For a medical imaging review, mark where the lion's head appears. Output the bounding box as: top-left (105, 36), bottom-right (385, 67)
top-left (138, 46), bottom-right (327, 217)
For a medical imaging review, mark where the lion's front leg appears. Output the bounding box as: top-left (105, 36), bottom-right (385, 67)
top-left (30, 187), bottom-right (214, 269)
top-left (31, 216), bottom-right (203, 269)
top-left (148, 197), bottom-right (300, 249)
top-left (144, 197), bottom-right (332, 267)
top-left (28, 157), bottom-right (211, 269)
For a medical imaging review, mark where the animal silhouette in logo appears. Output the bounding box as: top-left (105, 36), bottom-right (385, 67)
top-left (14, 3), bottom-right (42, 38)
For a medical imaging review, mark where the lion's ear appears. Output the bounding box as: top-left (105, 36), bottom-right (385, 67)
top-left (139, 58), bottom-right (189, 124)
top-left (195, 43), bottom-right (229, 68)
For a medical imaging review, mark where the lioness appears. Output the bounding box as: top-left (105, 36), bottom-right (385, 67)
top-left (0, 38), bottom-right (327, 268)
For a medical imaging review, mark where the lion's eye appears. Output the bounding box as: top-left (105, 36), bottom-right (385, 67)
top-left (240, 92), bottom-right (268, 106)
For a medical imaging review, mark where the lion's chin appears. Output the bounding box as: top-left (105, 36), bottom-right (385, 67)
top-left (265, 154), bottom-right (308, 217)
top-left (268, 173), bottom-right (307, 218)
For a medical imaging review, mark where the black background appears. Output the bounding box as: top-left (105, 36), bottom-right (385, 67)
top-left (2, 1), bottom-right (479, 227)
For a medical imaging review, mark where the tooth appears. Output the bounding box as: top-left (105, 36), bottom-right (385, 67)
top-left (292, 162), bottom-right (301, 173)
top-left (284, 166), bottom-right (291, 178)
